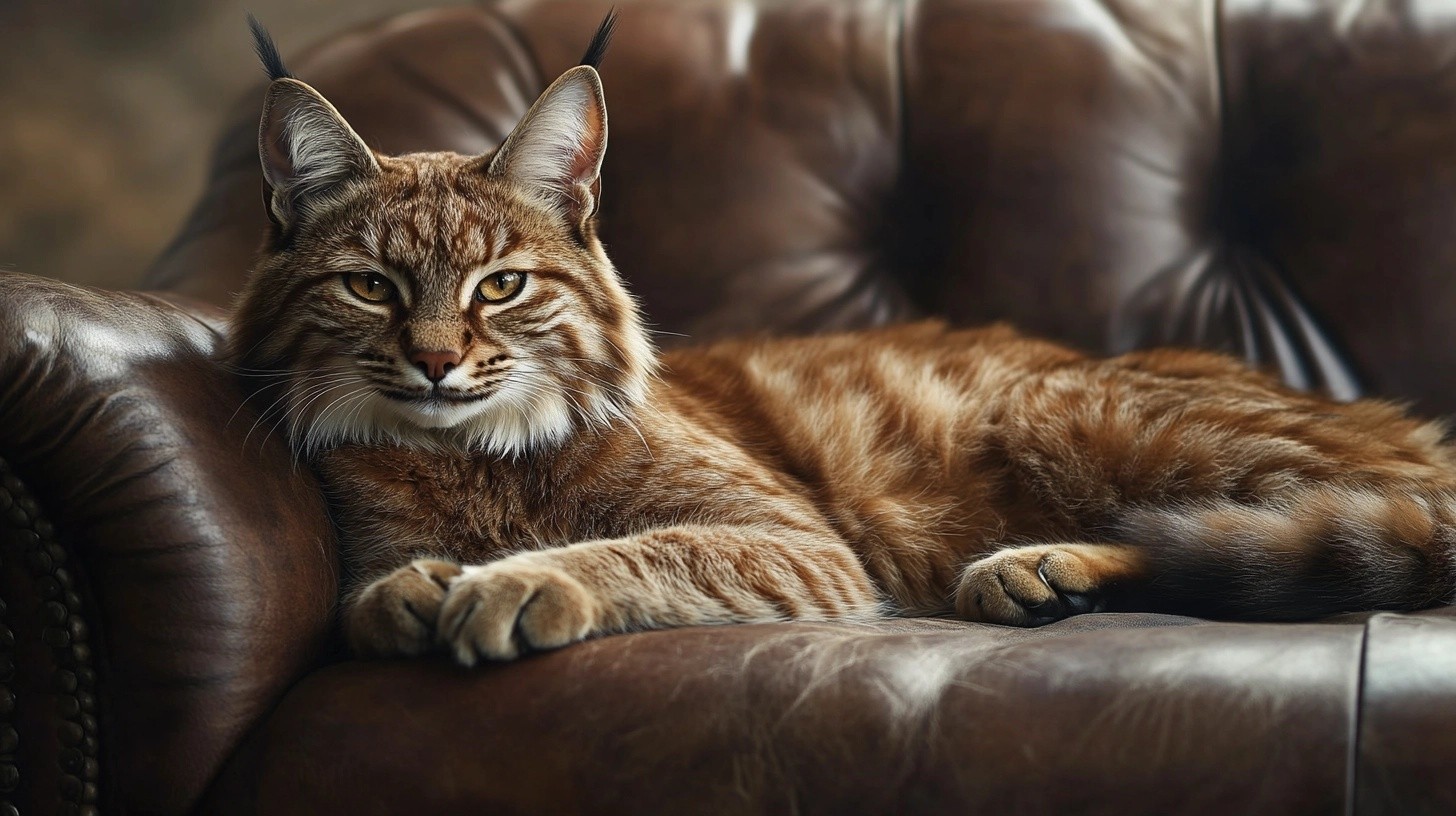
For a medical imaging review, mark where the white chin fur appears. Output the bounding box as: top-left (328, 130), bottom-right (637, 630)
top-left (290, 374), bottom-right (579, 458)
top-left (386, 398), bottom-right (493, 429)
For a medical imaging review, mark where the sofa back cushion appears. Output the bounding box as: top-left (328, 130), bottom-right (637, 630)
top-left (147, 0), bottom-right (1456, 410)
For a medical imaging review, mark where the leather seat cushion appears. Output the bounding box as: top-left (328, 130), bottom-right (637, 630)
top-left (207, 614), bottom-right (1363, 815)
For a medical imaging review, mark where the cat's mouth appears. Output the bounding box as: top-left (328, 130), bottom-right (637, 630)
top-left (379, 388), bottom-right (489, 406)
top-left (375, 386), bottom-right (497, 430)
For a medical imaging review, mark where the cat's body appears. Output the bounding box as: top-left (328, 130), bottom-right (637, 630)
top-left (233, 17), bottom-right (1456, 665)
top-left (322, 320), bottom-right (1456, 660)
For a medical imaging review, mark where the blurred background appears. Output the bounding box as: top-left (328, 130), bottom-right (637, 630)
top-left (0, 0), bottom-right (441, 290)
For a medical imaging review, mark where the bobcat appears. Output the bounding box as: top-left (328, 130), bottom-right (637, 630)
top-left (229, 15), bottom-right (1456, 665)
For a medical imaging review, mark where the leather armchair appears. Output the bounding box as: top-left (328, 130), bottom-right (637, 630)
top-left (4, 1), bottom-right (1456, 813)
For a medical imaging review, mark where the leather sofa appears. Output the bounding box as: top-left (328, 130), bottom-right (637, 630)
top-left (3, 0), bottom-right (1456, 812)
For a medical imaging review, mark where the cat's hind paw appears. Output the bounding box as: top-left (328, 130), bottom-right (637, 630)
top-left (346, 559), bottom-right (463, 657)
top-left (954, 544), bottom-right (1140, 626)
top-left (437, 558), bottom-right (603, 665)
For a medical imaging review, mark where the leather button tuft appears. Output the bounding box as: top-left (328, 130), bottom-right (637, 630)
top-left (58, 721), bottom-right (82, 745)
top-left (26, 549), bottom-right (53, 574)
top-left (41, 601), bottom-right (68, 626)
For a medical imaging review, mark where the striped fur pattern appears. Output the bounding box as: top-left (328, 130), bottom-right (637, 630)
top-left (229, 38), bottom-right (1456, 665)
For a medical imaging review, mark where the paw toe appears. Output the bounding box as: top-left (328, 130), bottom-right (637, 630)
top-left (348, 563), bottom-right (458, 658)
top-left (439, 563), bottom-right (599, 665)
top-left (439, 572), bottom-right (530, 664)
top-left (955, 561), bottom-right (1041, 626)
top-left (412, 558), bottom-right (464, 590)
top-left (956, 547), bottom-right (1107, 627)
top-left (516, 575), bottom-right (597, 651)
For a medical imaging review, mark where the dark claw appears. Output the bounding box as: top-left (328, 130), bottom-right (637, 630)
top-left (1059, 592), bottom-right (1095, 615)
top-left (1057, 590), bottom-right (1110, 616)
top-left (1034, 560), bottom-right (1105, 620)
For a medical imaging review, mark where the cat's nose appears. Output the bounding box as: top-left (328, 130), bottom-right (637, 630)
top-left (410, 349), bottom-right (462, 384)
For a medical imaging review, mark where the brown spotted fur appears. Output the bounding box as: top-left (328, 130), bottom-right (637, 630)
top-left (228, 25), bottom-right (1456, 664)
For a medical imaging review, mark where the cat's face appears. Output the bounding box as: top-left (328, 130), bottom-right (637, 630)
top-left (229, 67), bottom-right (654, 456)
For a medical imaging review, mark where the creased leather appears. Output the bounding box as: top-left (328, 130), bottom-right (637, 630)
top-left (1114, 243), bottom-right (1362, 400)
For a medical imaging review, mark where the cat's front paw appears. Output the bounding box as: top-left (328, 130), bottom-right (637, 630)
top-left (346, 559), bottom-right (463, 657)
top-left (437, 558), bottom-right (603, 665)
top-left (954, 545), bottom-right (1110, 627)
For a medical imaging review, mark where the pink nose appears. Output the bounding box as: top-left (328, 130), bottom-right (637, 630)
top-left (410, 349), bottom-right (462, 383)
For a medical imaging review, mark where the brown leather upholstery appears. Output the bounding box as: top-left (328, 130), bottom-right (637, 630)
top-left (3, 0), bottom-right (1456, 812)
top-left (0, 276), bottom-right (337, 814)
top-left (206, 617), bottom-right (1369, 815)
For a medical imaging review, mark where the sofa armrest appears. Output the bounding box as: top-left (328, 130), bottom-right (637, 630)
top-left (0, 271), bottom-right (337, 815)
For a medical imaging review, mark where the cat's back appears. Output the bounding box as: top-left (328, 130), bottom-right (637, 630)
top-left (654, 318), bottom-right (1340, 431)
top-left (650, 320), bottom-right (1086, 519)
top-left (649, 318), bottom-right (1438, 495)
top-left (656, 320), bottom-right (1083, 431)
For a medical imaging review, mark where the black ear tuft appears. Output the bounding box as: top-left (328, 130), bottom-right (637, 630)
top-left (578, 8), bottom-right (618, 69)
top-left (248, 13), bottom-right (294, 81)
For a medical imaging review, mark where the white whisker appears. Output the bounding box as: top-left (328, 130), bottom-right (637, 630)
top-left (242, 372), bottom-right (360, 452)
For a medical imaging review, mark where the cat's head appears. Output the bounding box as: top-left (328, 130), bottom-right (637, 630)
top-left (227, 14), bottom-right (653, 458)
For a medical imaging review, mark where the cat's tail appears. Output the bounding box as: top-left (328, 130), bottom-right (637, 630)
top-left (1117, 486), bottom-right (1456, 619)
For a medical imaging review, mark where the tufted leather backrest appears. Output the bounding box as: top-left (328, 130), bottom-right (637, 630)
top-left (148, 0), bottom-right (1456, 415)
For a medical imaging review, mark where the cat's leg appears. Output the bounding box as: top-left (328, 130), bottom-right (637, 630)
top-left (434, 524), bottom-right (880, 664)
top-left (954, 543), bottom-right (1148, 626)
top-left (345, 559), bottom-right (463, 657)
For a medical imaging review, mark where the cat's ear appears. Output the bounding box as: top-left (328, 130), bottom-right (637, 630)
top-left (487, 66), bottom-right (608, 224)
top-left (258, 78), bottom-right (379, 228)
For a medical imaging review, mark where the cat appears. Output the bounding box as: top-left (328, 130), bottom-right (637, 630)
top-left (229, 14), bottom-right (1456, 665)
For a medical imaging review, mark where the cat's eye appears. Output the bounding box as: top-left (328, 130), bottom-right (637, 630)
top-left (476, 271), bottom-right (526, 303)
top-left (343, 271), bottom-right (397, 303)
